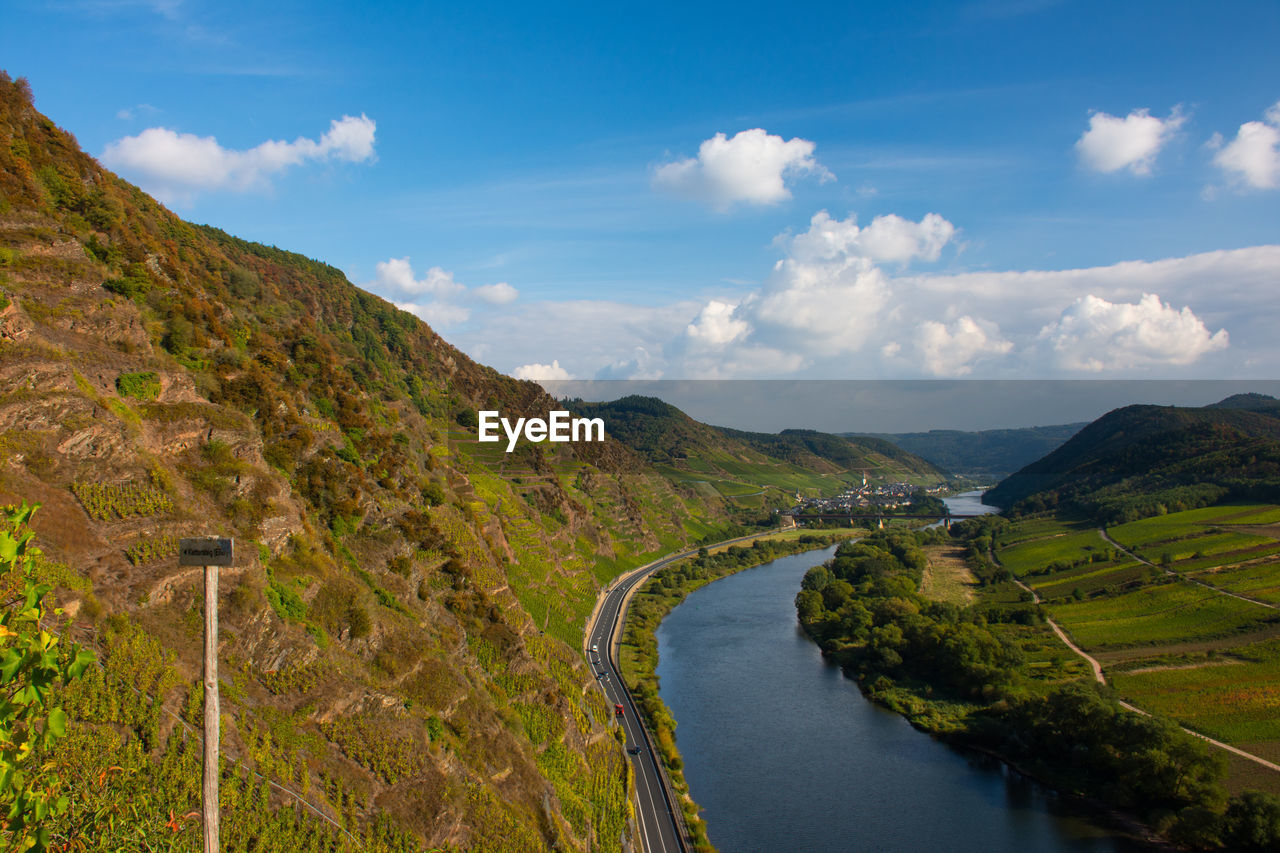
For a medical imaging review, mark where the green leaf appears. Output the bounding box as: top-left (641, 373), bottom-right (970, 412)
top-left (66, 649), bottom-right (95, 680)
top-left (0, 533), bottom-right (17, 563)
top-left (0, 650), bottom-right (23, 683)
top-left (45, 707), bottom-right (65, 739)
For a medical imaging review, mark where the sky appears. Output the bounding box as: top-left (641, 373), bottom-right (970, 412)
top-left (4, 0), bottom-right (1280, 384)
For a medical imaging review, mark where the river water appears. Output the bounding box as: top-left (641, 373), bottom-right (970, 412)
top-left (654, 492), bottom-right (1149, 852)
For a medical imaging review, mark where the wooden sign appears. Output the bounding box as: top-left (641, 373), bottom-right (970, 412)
top-left (179, 538), bottom-right (234, 566)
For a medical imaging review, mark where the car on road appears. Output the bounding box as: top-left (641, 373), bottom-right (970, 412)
top-left (614, 703), bottom-right (624, 716)
top-left (627, 746), bottom-right (642, 755)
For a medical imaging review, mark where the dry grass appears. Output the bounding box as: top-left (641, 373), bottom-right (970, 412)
top-left (920, 544), bottom-right (976, 605)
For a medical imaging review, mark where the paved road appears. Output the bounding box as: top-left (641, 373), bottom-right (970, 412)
top-left (584, 531), bottom-right (773, 853)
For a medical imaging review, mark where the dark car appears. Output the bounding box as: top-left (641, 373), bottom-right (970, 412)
top-left (627, 746), bottom-right (642, 755)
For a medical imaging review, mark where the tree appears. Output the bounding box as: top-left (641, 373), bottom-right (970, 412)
top-left (0, 503), bottom-right (95, 852)
top-left (1223, 791), bottom-right (1280, 852)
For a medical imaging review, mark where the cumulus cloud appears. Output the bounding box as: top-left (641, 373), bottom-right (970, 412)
top-left (719, 210), bottom-right (956, 361)
top-left (1076, 107), bottom-right (1184, 175)
top-left (511, 360), bottom-right (572, 381)
top-left (684, 300), bottom-right (749, 346)
top-left (1037, 293), bottom-right (1229, 371)
top-left (788, 211), bottom-right (956, 265)
top-left (473, 282), bottom-right (519, 305)
top-left (653, 129), bottom-right (832, 210)
top-left (375, 258), bottom-right (465, 299)
top-left (101, 114), bottom-right (376, 203)
top-left (368, 258), bottom-right (518, 331)
top-left (916, 317), bottom-right (1013, 376)
top-left (396, 301), bottom-right (471, 328)
top-left (1211, 101), bottom-right (1280, 189)
top-left (442, 221), bottom-right (1272, 380)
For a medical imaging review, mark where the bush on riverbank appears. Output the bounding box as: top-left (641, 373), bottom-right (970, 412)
top-left (795, 529), bottom-right (1280, 850)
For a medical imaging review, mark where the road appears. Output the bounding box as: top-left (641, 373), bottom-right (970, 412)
top-left (584, 531), bottom-right (773, 853)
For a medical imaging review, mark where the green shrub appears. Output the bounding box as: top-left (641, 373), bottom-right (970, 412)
top-left (115, 371), bottom-right (160, 401)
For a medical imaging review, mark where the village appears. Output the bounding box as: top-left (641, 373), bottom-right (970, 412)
top-left (786, 476), bottom-right (948, 517)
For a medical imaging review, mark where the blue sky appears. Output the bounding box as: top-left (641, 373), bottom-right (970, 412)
top-left (5, 0), bottom-right (1280, 380)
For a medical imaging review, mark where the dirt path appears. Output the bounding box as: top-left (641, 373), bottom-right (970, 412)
top-left (995, 546), bottom-right (1280, 776)
top-left (1098, 528), bottom-right (1279, 611)
top-left (1010, 575), bottom-right (1107, 684)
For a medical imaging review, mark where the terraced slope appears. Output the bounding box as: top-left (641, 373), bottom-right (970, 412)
top-left (0, 71), bottom-right (758, 851)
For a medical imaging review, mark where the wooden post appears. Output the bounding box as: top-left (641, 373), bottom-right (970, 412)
top-left (203, 560), bottom-right (219, 853)
top-left (179, 537), bottom-right (233, 853)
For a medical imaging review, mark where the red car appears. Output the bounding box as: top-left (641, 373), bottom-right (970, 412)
top-left (614, 703), bottom-right (624, 716)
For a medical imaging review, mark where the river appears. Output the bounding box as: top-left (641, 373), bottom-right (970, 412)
top-left (654, 492), bottom-right (1150, 852)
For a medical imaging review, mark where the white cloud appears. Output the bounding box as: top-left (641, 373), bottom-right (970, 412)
top-left (1211, 101), bottom-right (1280, 189)
top-left (447, 299), bottom-right (699, 380)
top-left (1037, 293), bottom-right (1228, 371)
top-left (116, 103), bottom-right (159, 121)
top-left (684, 300), bottom-right (749, 347)
top-left (375, 259), bottom-right (465, 299)
top-left (396, 301), bottom-right (471, 329)
top-left (1076, 107), bottom-right (1184, 175)
top-left (695, 210), bottom-right (956, 366)
top-left (653, 129), bottom-right (832, 210)
top-left (101, 114), bottom-right (376, 203)
top-left (368, 258), bottom-right (519, 331)
top-left (440, 221), bottom-right (1274, 380)
top-left (916, 316), bottom-right (1013, 376)
top-left (788, 211), bottom-right (956, 265)
top-left (511, 360), bottom-right (572, 381)
top-left (474, 282), bottom-right (519, 305)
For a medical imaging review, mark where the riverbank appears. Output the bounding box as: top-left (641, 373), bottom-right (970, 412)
top-left (617, 530), bottom-right (856, 852)
top-left (796, 524), bottom-right (1279, 851)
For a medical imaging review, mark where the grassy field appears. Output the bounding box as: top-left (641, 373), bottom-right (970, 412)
top-left (1192, 560), bottom-right (1280, 605)
top-left (1108, 504), bottom-right (1278, 549)
top-left (919, 544), bottom-right (976, 605)
top-left (1047, 580), bottom-right (1277, 649)
top-left (993, 504), bottom-right (1280, 795)
top-left (1110, 638), bottom-right (1280, 745)
top-left (1030, 561), bottom-right (1149, 599)
top-left (998, 528), bottom-right (1116, 577)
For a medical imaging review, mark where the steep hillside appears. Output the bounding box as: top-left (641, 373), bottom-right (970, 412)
top-left (855, 423), bottom-right (1086, 480)
top-left (985, 402), bottom-right (1280, 523)
top-left (0, 71), bottom-right (745, 851)
top-left (568, 396), bottom-right (944, 510)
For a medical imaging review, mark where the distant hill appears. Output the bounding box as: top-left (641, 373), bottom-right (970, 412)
top-left (853, 423), bottom-right (1086, 479)
top-left (568, 395), bottom-right (944, 507)
top-left (1207, 392), bottom-right (1280, 411)
top-left (985, 402), bottom-right (1280, 523)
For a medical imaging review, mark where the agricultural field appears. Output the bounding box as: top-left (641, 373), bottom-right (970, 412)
top-left (1009, 625), bottom-right (1095, 683)
top-left (1110, 638), bottom-right (1280, 747)
top-left (72, 480), bottom-right (174, 520)
top-left (1029, 561), bottom-right (1149, 600)
top-left (1047, 580), bottom-right (1277, 649)
top-left (919, 544), bottom-right (976, 605)
top-left (998, 527), bottom-right (1116, 578)
top-left (997, 516), bottom-right (1086, 547)
top-left (993, 505), bottom-right (1280, 794)
top-left (1108, 503), bottom-right (1280, 550)
top-left (1191, 560), bottom-right (1280, 606)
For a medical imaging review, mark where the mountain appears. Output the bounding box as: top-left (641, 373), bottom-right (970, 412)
top-left (0, 71), bottom-right (767, 850)
top-left (1207, 392), bottom-right (1280, 411)
top-left (984, 402), bottom-right (1280, 523)
top-left (853, 423), bottom-right (1087, 480)
top-left (568, 395), bottom-right (944, 507)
